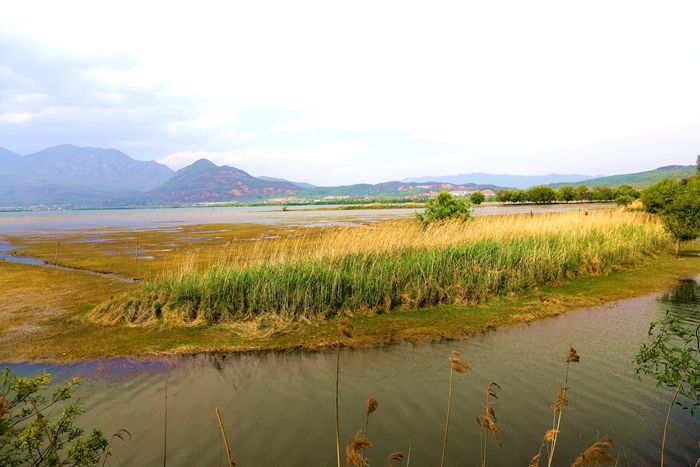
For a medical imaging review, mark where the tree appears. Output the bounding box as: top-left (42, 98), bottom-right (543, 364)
top-left (525, 185), bottom-right (556, 204)
top-left (495, 190), bottom-right (512, 203)
top-left (0, 369), bottom-right (112, 466)
top-left (510, 189), bottom-right (527, 203)
top-left (557, 186), bottom-right (576, 202)
top-left (589, 186), bottom-right (615, 201)
top-left (640, 178), bottom-right (681, 214)
top-left (635, 312), bottom-right (700, 465)
top-left (470, 192), bottom-right (485, 205)
top-left (615, 195), bottom-right (634, 207)
top-left (574, 185), bottom-right (589, 202)
top-left (642, 176), bottom-right (700, 255)
top-left (614, 184), bottom-right (640, 199)
top-left (416, 190), bottom-right (472, 225)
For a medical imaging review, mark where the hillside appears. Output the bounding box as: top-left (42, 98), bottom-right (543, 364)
top-left (551, 165), bottom-right (695, 188)
top-left (0, 145), bottom-right (174, 206)
top-left (140, 159), bottom-right (299, 203)
top-left (403, 172), bottom-right (593, 189)
top-left (294, 181), bottom-right (503, 200)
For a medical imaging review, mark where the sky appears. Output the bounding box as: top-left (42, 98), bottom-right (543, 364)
top-left (1, 1), bottom-right (699, 185)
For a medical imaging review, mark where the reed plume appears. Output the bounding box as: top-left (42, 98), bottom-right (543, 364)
top-left (440, 351), bottom-right (471, 467)
top-left (570, 436), bottom-right (614, 467)
top-left (386, 451), bottom-right (404, 467)
top-left (364, 396), bottom-right (379, 437)
top-left (545, 347), bottom-right (580, 467)
top-left (477, 381), bottom-right (502, 467)
top-left (346, 431), bottom-right (371, 467)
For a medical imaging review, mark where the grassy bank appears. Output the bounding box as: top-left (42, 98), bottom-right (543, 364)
top-left (91, 211), bottom-right (668, 325)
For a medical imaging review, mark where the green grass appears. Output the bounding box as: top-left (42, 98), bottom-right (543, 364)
top-left (92, 222), bottom-right (668, 325)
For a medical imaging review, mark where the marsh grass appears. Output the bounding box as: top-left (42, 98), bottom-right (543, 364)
top-left (90, 211), bottom-right (668, 325)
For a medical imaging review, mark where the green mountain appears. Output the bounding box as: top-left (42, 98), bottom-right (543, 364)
top-left (552, 165), bottom-right (695, 188)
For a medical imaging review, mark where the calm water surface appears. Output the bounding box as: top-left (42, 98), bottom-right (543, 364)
top-left (4, 279), bottom-right (699, 466)
top-left (0, 203), bottom-right (613, 235)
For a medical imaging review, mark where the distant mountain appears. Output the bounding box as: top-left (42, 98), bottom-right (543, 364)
top-left (294, 181), bottom-right (503, 200)
top-left (403, 173), bottom-right (593, 189)
top-left (141, 159), bottom-right (299, 203)
top-left (0, 145), bottom-right (175, 206)
top-left (551, 165), bottom-right (696, 188)
top-left (258, 176), bottom-right (317, 189)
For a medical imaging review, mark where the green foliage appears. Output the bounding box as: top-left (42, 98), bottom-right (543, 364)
top-left (642, 176), bottom-right (700, 246)
top-left (470, 192), bottom-right (485, 205)
top-left (495, 189), bottom-right (511, 203)
top-left (615, 195), bottom-right (634, 207)
top-left (557, 185), bottom-right (576, 202)
top-left (0, 369), bottom-right (110, 466)
top-left (416, 191), bottom-right (472, 225)
top-left (640, 178), bottom-right (682, 214)
top-left (635, 313), bottom-right (700, 414)
top-left (525, 185), bottom-right (556, 203)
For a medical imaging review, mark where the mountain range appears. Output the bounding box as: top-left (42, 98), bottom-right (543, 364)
top-left (403, 172), bottom-right (595, 188)
top-left (0, 145), bottom-right (695, 208)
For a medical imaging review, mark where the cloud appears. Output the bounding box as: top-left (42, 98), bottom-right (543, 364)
top-left (1, 1), bottom-right (699, 182)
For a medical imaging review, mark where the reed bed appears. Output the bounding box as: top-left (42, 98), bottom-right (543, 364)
top-left (91, 211), bottom-right (668, 325)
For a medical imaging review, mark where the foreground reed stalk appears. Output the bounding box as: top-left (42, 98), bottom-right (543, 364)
top-left (545, 347), bottom-right (580, 467)
top-left (336, 318), bottom-right (354, 467)
top-left (440, 351), bottom-right (470, 467)
top-left (478, 381), bottom-right (502, 467)
top-left (216, 408), bottom-right (236, 467)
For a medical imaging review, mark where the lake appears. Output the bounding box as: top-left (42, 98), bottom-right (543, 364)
top-left (0, 203), bottom-right (613, 235)
top-left (4, 277), bottom-right (699, 466)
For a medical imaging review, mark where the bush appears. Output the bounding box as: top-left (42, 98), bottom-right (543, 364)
top-left (0, 370), bottom-right (110, 466)
top-left (470, 192), bottom-right (485, 204)
top-left (615, 195), bottom-right (634, 207)
top-left (416, 190), bottom-right (472, 225)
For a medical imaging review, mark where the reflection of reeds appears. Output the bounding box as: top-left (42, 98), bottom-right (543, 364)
top-left (92, 211), bottom-right (668, 325)
top-left (440, 351), bottom-right (470, 467)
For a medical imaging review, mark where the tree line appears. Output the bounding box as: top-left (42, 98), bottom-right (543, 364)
top-left (494, 184), bottom-right (640, 205)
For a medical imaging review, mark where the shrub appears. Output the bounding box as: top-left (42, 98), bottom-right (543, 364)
top-left (416, 191), bottom-right (472, 225)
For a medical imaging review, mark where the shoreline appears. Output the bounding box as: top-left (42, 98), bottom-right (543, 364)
top-left (2, 247), bottom-right (698, 365)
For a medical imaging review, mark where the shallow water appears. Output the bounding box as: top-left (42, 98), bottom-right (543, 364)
top-left (4, 278), bottom-right (699, 466)
top-left (0, 203), bottom-right (613, 235)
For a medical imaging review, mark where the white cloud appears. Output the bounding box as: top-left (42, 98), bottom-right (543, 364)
top-left (2, 0), bottom-right (699, 181)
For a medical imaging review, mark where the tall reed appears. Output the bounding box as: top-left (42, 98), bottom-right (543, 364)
top-left (478, 381), bottom-right (502, 467)
top-left (336, 318), bottom-right (354, 467)
top-left (440, 351), bottom-right (470, 467)
top-left (92, 212), bottom-right (668, 325)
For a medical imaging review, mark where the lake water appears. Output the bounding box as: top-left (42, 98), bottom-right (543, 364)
top-left (0, 203), bottom-right (613, 235)
top-left (4, 278), bottom-right (699, 466)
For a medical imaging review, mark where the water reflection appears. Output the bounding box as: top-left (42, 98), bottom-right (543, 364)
top-left (658, 279), bottom-right (700, 326)
top-left (2, 279), bottom-right (699, 466)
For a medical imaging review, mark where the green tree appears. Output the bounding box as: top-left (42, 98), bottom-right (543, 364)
top-left (615, 195), bottom-right (634, 207)
top-left (641, 178), bottom-right (681, 214)
top-left (635, 312), bottom-right (700, 465)
top-left (416, 190), bottom-right (472, 225)
top-left (557, 185), bottom-right (576, 202)
top-left (495, 190), bottom-right (512, 203)
top-left (642, 176), bottom-right (700, 255)
top-left (614, 184), bottom-right (640, 199)
top-left (525, 185), bottom-right (556, 204)
top-left (589, 186), bottom-right (615, 201)
top-left (574, 185), bottom-right (589, 201)
top-left (470, 192), bottom-right (485, 205)
top-left (510, 189), bottom-right (527, 203)
top-left (1, 370), bottom-right (113, 466)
